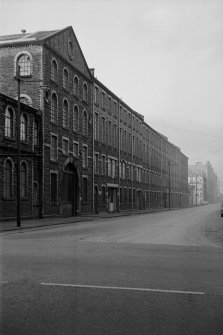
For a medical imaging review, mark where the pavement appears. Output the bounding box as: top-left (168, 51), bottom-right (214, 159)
top-left (0, 208), bottom-right (169, 233)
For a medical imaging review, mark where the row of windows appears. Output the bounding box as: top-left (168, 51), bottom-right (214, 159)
top-left (14, 52), bottom-right (182, 163)
top-left (14, 52), bottom-right (89, 103)
top-left (4, 106), bottom-right (39, 145)
top-left (1, 158), bottom-right (38, 200)
top-left (50, 135), bottom-right (88, 168)
top-left (51, 93), bottom-right (88, 135)
top-left (51, 59), bottom-right (89, 102)
top-left (93, 154), bottom-right (172, 186)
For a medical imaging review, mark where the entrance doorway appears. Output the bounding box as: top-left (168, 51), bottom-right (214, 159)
top-left (61, 163), bottom-right (79, 217)
top-left (108, 187), bottom-right (117, 212)
top-left (136, 190), bottom-right (142, 209)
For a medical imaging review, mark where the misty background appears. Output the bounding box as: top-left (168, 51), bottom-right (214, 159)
top-left (1, 0), bottom-right (222, 190)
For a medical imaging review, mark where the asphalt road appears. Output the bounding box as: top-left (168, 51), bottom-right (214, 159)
top-left (1, 204), bottom-right (223, 335)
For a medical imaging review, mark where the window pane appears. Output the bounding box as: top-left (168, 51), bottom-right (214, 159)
top-left (5, 108), bottom-right (13, 137)
top-left (51, 94), bottom-right (57, 123)
top-left (18, 54), bottom-right (31, 76)
top-left (4, 160), bottom-right (12, 198)
top-left (20, 163), bottom-right (27, 197)
top-left (20, 114), bottom-right (27, 141)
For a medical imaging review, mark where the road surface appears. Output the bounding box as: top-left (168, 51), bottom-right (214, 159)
top-left (0, 204), bottom-right (223, 334)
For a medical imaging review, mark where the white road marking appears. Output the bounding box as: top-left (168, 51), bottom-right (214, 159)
top-left (40, 282), bottom-right (205, 295)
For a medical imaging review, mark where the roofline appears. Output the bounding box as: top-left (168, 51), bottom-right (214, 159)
top-left (0, 92), bottom-right (39, 114)
top-left (94, 78), bottom-right (188, 157)
top-left (39, 26), bottom-right (72, 41)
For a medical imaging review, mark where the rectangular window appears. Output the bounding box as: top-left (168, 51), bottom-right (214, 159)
top-left (94, 153), bottom-right (99, 174)
top-left (108, 96), bottom-right (112, 113)
top-left (102, 155), bottom-right (106, 175)
top-left (94, 86), bottom-right (99, 104)
top-left (108, 158), bottom-right (111, 177)
top-left (113, 101), bottom-right (117, 118)
top-left (73, 141), bottom-right (79, 157)
top-left (101, 117), bottom-right (106, 144)
top-left (82, 145), bottom-right (88, 168)
top-left (102, 91), bottom-right (105, 109)
top-left (120, 106), bottom-right (122, 122)
top-left (50, 172), bottom-right (57, 204)
top-left (94, 112), bottom-right (99, 141)
top-left (51, 135), bottom-right (58, 161)
top-left (62, 138), bottom-right (69, 155)
top-left (108, 120), bottom-right (112, 146)
top-left (113, 124), bottom-right (117, 148)
top-left (112, 160), bottom-right (116, 178)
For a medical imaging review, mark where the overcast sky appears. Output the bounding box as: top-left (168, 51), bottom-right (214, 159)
top-left (1, 0), bottom-right (223, 190)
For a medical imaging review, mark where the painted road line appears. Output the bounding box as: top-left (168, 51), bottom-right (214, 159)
top-left (40, 283), bottom-right (205, 295)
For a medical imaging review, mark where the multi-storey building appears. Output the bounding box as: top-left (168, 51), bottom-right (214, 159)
top-left (0, 26), bottom-right (188, 220)
top-left (0, 93), bottom-right (42, 219)
top-left (189, 162), bottom-right (219, 204)
top-left (188, 171), bottom-right (207, 205)
top-left (0, 27), bottom-right (93, 219)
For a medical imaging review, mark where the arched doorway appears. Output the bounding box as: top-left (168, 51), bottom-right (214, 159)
top-left (136, 190), bottom-right (142, 210)
top-left (94, 185), bottom-right (99, 214)
top-left (61, 162), bottom-right (79, 217)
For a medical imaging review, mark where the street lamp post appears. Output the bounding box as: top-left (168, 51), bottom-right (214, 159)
top-left (16, 65), bottom-right (21, 227)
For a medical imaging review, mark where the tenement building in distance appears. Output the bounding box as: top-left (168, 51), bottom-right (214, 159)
top-left (0, 26), bottom-right (188, 220)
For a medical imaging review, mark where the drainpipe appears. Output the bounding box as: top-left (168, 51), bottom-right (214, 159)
top-left (117, 101), bottom-right (120, 212)
top-left (16, 65), bottom-right (21, 227)
top-left (92, 82), bottom-right (95, 214)
top-left (131, 112), bottom-right (133, 210)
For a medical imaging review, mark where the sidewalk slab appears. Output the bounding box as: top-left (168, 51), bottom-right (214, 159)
top-left (0, 208), bottom-right (171, 233)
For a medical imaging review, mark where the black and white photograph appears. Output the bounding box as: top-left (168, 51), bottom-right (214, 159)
top-left (0, 0), bottom-right (223, 334)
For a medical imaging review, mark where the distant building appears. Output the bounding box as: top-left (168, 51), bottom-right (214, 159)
top-left (0, 27), bottom-right (189, 220)
top-left (188, 172), bottom-right (207, 205)
top-left (189, 162), bottom-right (219, 204)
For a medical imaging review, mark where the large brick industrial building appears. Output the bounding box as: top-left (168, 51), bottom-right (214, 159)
top-left (0, 26), bottom-right (188, 220)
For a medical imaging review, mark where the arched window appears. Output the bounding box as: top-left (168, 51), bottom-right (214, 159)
top-left (51, 59), bottom-right (58, 82)
top-left (34, 119), bottom-right (39, 146)
top-left (62, 99), bottom-right (69, 128)
top-left (51, 93), bottom-right (58, 123)
top-left (63, 68), bottom-right (69, 90)
top-left (20, 113), bottom-right (28, 141)
top-left (82, 83), bottom-right (88, 102)
top-left (3, 159), bottom-right (13, 198)
top-left (20, 162), bottom-right (27, 198)
top-left (5, 106), bottom-right (14, 137)
top-left (73, 105), bottom-right (79, 132)
top-left (73, 76), bottom-right (79, 96)
top-left (20, 94), bottom-right (32, 106)
top-left (17, 54), bottom-right (31, 76)
top-left (82, 110), bottom-right (88, 136)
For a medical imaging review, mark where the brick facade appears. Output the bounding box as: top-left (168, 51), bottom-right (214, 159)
top-left (0, 26), bottom-right (188, 220)
top-left (0, 93), bottom-right (42, 219)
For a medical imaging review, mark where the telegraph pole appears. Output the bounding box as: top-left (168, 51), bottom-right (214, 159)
top-left (16, 65), bottom-right (21, 227)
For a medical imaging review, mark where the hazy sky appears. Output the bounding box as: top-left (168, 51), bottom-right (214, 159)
top-left (1, 0), bottom-right (223, 190)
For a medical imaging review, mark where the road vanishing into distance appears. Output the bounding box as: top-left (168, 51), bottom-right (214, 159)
top-left (1, 204), bottom-right (223, 335)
